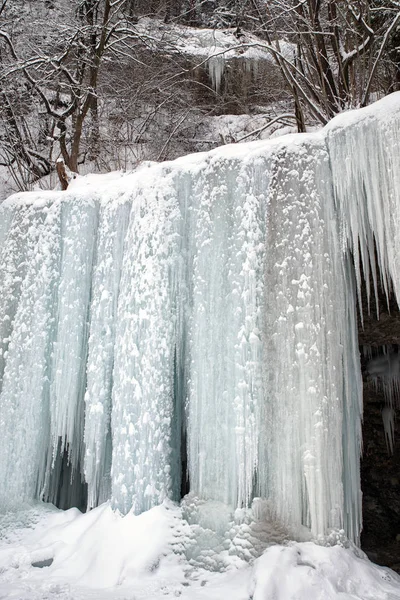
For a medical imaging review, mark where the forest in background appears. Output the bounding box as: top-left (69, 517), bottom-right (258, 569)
top-left (0, 0), bottom-right (399, 198)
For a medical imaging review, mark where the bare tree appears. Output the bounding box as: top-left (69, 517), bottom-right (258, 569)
top-left (249, 0), bottom-right (400, 129)
top-left (0, 0), bottom-right (206, 186)
top-left (0, 0), bottom-right (148, 176)
top-left (0, 0), bottom-right (53, 187)
top-left (1, 0), bottom-right (398, 193)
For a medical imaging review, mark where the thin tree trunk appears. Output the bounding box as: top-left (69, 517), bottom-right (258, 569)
top-left (56, 159), bottom-right (69, 190)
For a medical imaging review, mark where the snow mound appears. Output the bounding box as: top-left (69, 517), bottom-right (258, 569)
top-left (252, 543), bottom-right (400, 600)
top-left (0, 503), bottom-right (399, 599)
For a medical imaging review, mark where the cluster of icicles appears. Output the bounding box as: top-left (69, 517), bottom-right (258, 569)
top-left (365, 346), bottom-right (400, 455)
top-left (0, 94), bottom-right (399, 546)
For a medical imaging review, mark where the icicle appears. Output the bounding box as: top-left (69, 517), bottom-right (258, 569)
top-left (361, 345), bottom-right (374, 361)
top-left (84, 200), bottom-right (131, 509)
top-left (207, 56), bottom-right (225, 93)
top-left (0, 197), bottom-right (62, 507)
top-left (367, 348), bottom-right (400, 409)
top-left (49, 199), bottom-right (99, 478)
top-left (367, 349), bottom-right (400, 454)
top-left (382, 406), bottom-right (395, 455)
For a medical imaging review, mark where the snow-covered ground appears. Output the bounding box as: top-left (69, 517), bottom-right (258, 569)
top-left (1, 501), bottom-right (400, 600)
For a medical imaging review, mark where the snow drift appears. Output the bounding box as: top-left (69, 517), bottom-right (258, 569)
top-left (1, 94), bottom-right (400, 552)
top-left (1, 501), bottom-right (399, 600)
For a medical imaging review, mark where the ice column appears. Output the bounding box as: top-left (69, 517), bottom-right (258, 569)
top-left (255, 138), bottom-right (357, 537)
top-left (187, 154), bottom-right (266, 509)
top-left (111, 175), bottom-right (181, 514)
top-left (48, 199), bottom-right (98, 481)
top-left (0, 198), bottom-right (62, 506)
top-left (84, 200), bottom-right (131, 509)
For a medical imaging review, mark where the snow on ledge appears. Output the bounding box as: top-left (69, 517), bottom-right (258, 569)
top-left (4, 92), bottom-right (400, 208)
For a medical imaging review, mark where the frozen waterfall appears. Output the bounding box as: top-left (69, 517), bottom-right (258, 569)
top-left (1, 93), bottom-right (400, 544)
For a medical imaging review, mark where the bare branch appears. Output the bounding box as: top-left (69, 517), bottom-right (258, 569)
top-left (235, 113), bottom-right (297, 142)
top-left (362, 11), bottom-right (400, 107)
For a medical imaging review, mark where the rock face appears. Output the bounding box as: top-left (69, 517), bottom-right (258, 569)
top-left (359, 291), bottom-right (400, 572)
top-left (361, 377), bottom-right (400, 572)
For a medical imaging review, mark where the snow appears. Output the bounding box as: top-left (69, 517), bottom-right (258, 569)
top-left (133, 17), bottom-right (294, 91)
top-left (135, 17), bottom-right (279, 63)
top-left (0, 501), bottom-right (399, 600)
top-left (251, 541), bottom-right (400, 600)
top-left (1, 93), bottom-right (400, 598)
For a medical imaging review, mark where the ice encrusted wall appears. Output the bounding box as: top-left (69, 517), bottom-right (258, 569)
top-left (0, 94), bottom-right (399, 544)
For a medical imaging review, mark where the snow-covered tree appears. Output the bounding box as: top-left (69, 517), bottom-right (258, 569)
top-left (250, 0), bottom-right (400, 128)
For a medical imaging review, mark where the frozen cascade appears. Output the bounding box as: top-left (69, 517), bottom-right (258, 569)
top-left (0, 200), bottom-right (62, 507)
top-left (0, 94), bottom-right (400, 546)
top-left (329, 103), bottom-right (400, 463)
top-left (84, 200), bottom-right (131, 509)
top-left (111, 176), bottom-right (182, 514)
top-left (207, 55), bottom-right (225, 93)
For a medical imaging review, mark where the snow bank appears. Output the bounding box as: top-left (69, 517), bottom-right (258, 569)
top-left (252, 542), bottom-right (400, 600)
top-left (0, 502), bottom-right (399, 599)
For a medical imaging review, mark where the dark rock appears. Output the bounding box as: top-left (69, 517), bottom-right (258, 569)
top-left (31, 558), bottom-right (53, 568)
top-left (359, 284), bottom-right (400, 573)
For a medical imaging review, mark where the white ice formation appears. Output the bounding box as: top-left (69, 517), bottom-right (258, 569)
top-left (1, 93), bottom-right (400, 547)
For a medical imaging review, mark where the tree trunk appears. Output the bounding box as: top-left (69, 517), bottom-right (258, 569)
top-left (56, 159), bottom-right (69, 190)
